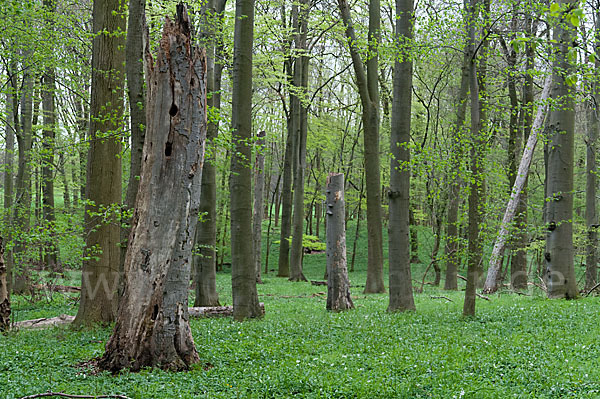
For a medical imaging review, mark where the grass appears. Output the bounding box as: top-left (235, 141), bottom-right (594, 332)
top-left (2, 223), bottom-right (600, 398)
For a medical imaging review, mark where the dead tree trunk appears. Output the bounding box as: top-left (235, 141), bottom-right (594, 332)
top-left (253, 131), bottom-right (266, 283)
top-left (99, 6), bottom-right (204, 372)
top-left (326, 173), bottom-right (353, 311)
top-left (482, 75), bottom-right (551, 293)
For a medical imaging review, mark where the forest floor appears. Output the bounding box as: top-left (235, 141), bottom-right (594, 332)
top-left (2, 226), bottom-right (600, 398)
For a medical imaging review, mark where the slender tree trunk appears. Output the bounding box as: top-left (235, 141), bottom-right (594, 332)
top-left (193, 0), bottom-right (227, 307)
top-left (4, 63), bottom-right (17, 295)
top-left (230, 0), bottom-right (262, 320)
top-left (74, 0), bottom-right (126, 325)
top-left (482, 76), bottom-right (552, 293)
top-left (99, 7), bottom-right (204, 371)
top-left (409, 208), bottom-right (419, 263)
top-left (42, 0), bottom-right (59, 271)
top-left (13, 54), bottom-right (35, 294)
top-left (338, 0), bottom-right (385, 294)
top-left (253, 131), bottom-right (266, 283)
top-left (444, 9), bottom-right (471, 291)
top-left (59, 154), bottom-right (71, 211)
top-left (585, 7), bottom-right (600, 292)
top-left (463, 0), bottom-right (486, 317)
top-left (388, 0), bottom-right (415, 312)
top-left (326, 173), bottom-right (353, 311)
top-left (289, 2), bottom-right (310, 282)
top-left (545, 0), bottom-right (578, 299)
top-left (120, 0), bottom-right (147, 281)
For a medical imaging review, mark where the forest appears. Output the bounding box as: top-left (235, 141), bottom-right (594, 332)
top-left (1, 0), bottom-right (600, 397)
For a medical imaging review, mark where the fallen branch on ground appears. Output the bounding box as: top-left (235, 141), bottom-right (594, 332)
top-left (18, 392), bottom-right (130, 399)
top-left (585, 281), bottom-right (600, 297)
top-left (188, 303), bottom-right (265, 318)
top-left (14, 314), bottom-right (74, 329)
top-left (476, 293), bottom-right (490, 301)
top-left (430, 295), bottom-right (453, 303)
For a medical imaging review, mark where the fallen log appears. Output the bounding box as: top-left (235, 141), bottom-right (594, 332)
top-left (188, 303), bottom-right (265, 318)
top-left (14, 314), bottom-right (75, 329)
top-left (33, 284), bottom-right (81, 293)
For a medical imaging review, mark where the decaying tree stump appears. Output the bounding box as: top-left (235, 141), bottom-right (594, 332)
top-left (326, 173), bottom-right (354, 311)
top-left (99, 5), bottom-right (206, 372)
top-left (0, 238), bottom-right (10, 331)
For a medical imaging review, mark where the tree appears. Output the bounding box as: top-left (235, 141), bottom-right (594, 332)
top-left (544, 0), bottom-right (578, 299)
top-left (0, 238), bottom-right (8, 331)
top-left (99, 6), bottom-right (204, 371)
top-left (289, 0), bottom-right (310, 282)
top-left (338, 0), bottom-right (385, 294)
top-left (41, 0), bottom-right (58, 271)
top-left (230, 0), bottom-right (262, 320)
top-left (388, 0), bottom-right (416, 312)
top-left (74, 0), bottom-right (126, 325)
top-left (193, 0), bottom-right (227, 307)
top-left (120, 0), bottom-right (147, 278)
top-left (253, 130), bottom-right (266, 283)
top-left (326, 173), bottom-right (353, 311)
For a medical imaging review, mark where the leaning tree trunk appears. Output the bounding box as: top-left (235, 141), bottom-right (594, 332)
top-left (99, 7), bottom-right (204, 372)
top-left (326, 173), bottom-right (354, 311)
top-left (482, 75), bottom-right (551, 293)
top-left (545, 0), bottom-right (578, 299)
top-left (74, 0), bottom-right (125, 325)
top-left (0, 238), bottom-right (9, 331)
top-left (253, 131), bottom-right (266, 283)
top-left (388, 0), bottom-right (415, 312)
top-left (230, 0), bottom-right (262, 320)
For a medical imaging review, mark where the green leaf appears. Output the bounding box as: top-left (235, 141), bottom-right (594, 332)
top-left (550, 2), bottom-right (560, 14)
top-left (570, 15), bottom-right (580, 27)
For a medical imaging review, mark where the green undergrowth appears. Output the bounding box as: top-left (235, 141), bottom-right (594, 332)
top-left (3, 260), bottom-right (600, 398)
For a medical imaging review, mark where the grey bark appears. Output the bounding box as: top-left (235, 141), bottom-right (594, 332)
top-left (444, 9), bottom-right (471, 292)
top-left (289, 1), bottom-right (310, 282)
top-left (4, 63), bottom-right (17, 295)
top-left (42, 0), bottom-right (58, 271)
top-left (230, 0), bottom-right (262, 320)
top-left (388, 0), bottom-right (416, 312)
top-left (193, 0), bottom-right (226, 307)
top-left (74, 0), bottom-right (126, 325)
top-left (482, 75), bottom-right (552, 293)
top-left (585, 7), bottom-right (600, 292)
top-left (253, 131), bottom-right (266, 283)
top-left (120, 0), bottom-right (147, 280)
top-left (544, 0), bottom-right (578, 299)
top-left (338, 0), bottom-right (385, 294)
top-left (99, 7), bottom-right (204, 371)
top-left (326, 173), bottom-right (354, 311)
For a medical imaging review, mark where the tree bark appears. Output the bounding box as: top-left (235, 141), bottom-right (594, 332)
top-left (253, 131), bottom-right (266, 283)
top-left (74, 0), bottom-right (126, 325)
top-left (326, 173), bottom-right (354, 311)
top-left (544, 0), bottom-right (578, 299)
top-left (230, 0), bottom-right (262, 320)
top-left (289, 1), bottom-right (310, 282)
top-left (4, 62), bottom-right (17, 295)
top-left (482, 75), bottom-right (551, 293)
top-left (388, 0), bottom-right (415, 312)
top-left (338, 0), bottom-right (385, 294)
top-left (99, 6), bottom-right (204, 371)
top-left (120, 0), bottom-right (148, 282)
top-left (585, 6), bottom-right (600, 292)
top-left (41, 0), bottom-right (59, 272)
top-left (193, 0), bottom-right (227, 307)
top-left (443, 7), bottom-right (471, 292)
